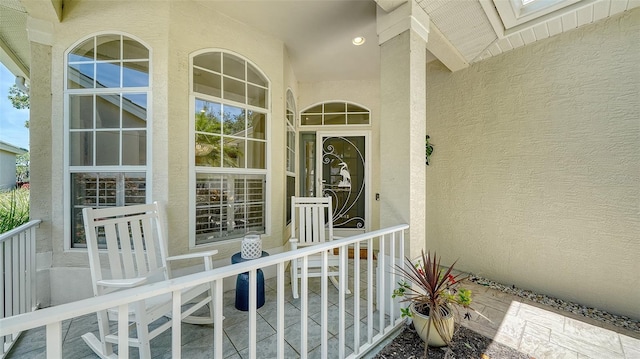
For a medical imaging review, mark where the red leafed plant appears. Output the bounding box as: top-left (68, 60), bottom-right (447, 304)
top-left (393, 251), bottom-right (474, 357)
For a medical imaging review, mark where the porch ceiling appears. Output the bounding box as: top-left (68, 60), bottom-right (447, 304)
top-left (0, 0), bottom-right (637, 82)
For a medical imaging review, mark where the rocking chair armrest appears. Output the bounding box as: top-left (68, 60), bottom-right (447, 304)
top-left (97, 277), bottom-right (147, 288)
top-left (166, 250), bottom-right (219, 262)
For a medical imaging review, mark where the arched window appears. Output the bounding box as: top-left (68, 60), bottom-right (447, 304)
top-left (65, 33), bottom-right (151, 248)
top-left (300, 101), bottom-right (369, 126)
top-left (191, 51), bottom-right (269, 245)
top-left (285, 89), bottom-right (296, 224)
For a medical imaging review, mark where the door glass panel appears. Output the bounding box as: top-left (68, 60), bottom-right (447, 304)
top-left (320, 136), bottom-right (365, 229)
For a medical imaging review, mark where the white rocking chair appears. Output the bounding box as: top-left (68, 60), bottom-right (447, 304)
top-left (81, 202), bottom-right (219, 359)
top-left (289, 196), bottom-right (350, 299)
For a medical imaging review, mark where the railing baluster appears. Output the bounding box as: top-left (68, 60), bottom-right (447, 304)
top-left (367, 236), bottom-right (374, 343)
top-left (353, 241), bottom-right (361, 354)
top-left (45, 321), bottom-right (62, 358)
top-left (276, 263), bottom-right (285, 359)
top-left (301, 256), bottom-right (309, 359)
top-left (390, 231), bottom-right (396, 325)
top-left (118, 304), bottom-right (129, 358)
top-left (213, 279), bottom-right (224, 358)
top-left (339, 244), bottom-right (346, 359)
top-left (172, 290), bottom-right (182, 358)
top-left (321, 250), bottom-right (328, 359)
top-left (249, 269), bottom-right (257, 358)
top-left (379, 235), bottom-right (386, 337)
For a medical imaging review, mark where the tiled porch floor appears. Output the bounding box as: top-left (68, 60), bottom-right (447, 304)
top-left (6, 264), bottom-right (640, 358)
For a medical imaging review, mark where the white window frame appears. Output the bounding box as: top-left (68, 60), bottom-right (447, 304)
top-left (285, 89), bottom-right (297, 225)
top-left (189, 49), bottom-right (271, 248)
top-left (63, 32), bottom-right (152, 251)
top-left (491, 0), bottom-right (584, 30)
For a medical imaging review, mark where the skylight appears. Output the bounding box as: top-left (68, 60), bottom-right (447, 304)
top-left (492, 0), bottom-right (583, 30)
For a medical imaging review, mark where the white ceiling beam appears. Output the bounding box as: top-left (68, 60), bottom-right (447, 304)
top-left (376, 0), bottom-right (430, 44)
top-left (425, 22), bottom-right (469, 72)
top-left (375, 0), bottom-right (409, 13)
top-left (0, 38), bottom-right (29, 79)
top-left (19, 0), bottom-right (62, 22)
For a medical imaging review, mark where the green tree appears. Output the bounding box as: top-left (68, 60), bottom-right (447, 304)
top-left (195, 107), bottom-right (243, 167)
top-left (8, 84), bottom-right (30, 128)
top-left (8, 84), bottom-right (29, 109)
top-left (16, 152), bottom-right (30, 183)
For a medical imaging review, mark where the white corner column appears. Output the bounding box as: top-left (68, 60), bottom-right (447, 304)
top-left (27, 16), bottom-right (55, 308)
top-left (377, 1), bottom-right (429, 258)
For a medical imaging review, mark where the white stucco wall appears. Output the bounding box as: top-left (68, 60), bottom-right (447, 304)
top-left (425, 9), bottom-right (640, 318)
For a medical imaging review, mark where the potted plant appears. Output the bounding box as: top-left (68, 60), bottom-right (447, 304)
top-left (392, 251), bottom-right (474, 358)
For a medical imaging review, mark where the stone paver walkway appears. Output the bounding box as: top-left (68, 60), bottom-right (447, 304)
top-left (462, 281), bottom-right (640, 359)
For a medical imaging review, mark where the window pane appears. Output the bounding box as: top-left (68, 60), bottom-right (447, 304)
top-left (193, 70), bottom-right (221, 98)
top-left (195, 173), bottom-right (265, 245)
top-left (223, 77), bottom-right (245, 104)
top-left (96, 94), bottom-right (121, 128)
top-left (223, 53), bottom-right (245, 80)
top-left (96, 62), bottom-right (121, 88)
top-left (286, 175), bottom-right (295, 224)
top-left (247, 111), bottom-right (265, 140)
top-left (122, 130), bottom-right (146, 165)
top-left (324, 102), bottom-right (345, 112)
top-left (223, 105), bottom-right (245, 136)
top-left (69, 95), bottom-right (94, 129)
top-left (122, 36), bottom-right (148, 60)
top-left (71, 172), bottom-right (146, 247)
top-left (246, 140), bottom-right (265, 169)
top-left (346, 103), bottom-right (367, 112)
top-left (304, 104), bottom-right (322, 113)
top-left (69, 38), bottom-right (95, 62)
top-left (194, 52), bottom-right (221, 73)
top-left (247, 84), bottom-right (267, 108)
top-left (324, 113), bottom-right (346, 125)
top-left (195, 134), bottom-right (221, 167)
top-left (96, 131), bottom-right (120, 165)
top-left (247, 65), bottom-right (267, 87)
top-left (122, 94), bottom-right (147, 128)
top-left (347, 113), bottom-right (369, 125)
top-left (123, 61), bottom-right (149, 87)
top-left (68, 63), bottom-right (95, 89)
top-left (301, 114), bottom-right (321, 125)
top-left (96, 34), bottom-right (121, 61)
top-left (70, 131), bottom-right (93, 166)
top-left (223, 138), bottom-right (245, 168)
top-left (195, 100), bottom-right (222, 134)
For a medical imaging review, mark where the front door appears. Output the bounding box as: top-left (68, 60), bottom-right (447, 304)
top-left (316, 132), bottom-right (368, 233)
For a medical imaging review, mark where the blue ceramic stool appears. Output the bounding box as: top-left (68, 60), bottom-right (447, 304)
top-left (231, 251), bottom-right (268, 311)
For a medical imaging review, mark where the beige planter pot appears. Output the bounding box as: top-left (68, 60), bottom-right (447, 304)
top-left (410, 303), bottom-right (455, 347)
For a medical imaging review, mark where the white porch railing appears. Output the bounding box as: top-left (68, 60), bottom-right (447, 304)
top-left (0, 219), bottom-right (41, 357)
top-left (0, 223), bottom-right (409, 359)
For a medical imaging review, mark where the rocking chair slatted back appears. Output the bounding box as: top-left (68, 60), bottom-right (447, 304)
top-left (292, 196), bottom-right (333, 246)
top-left (82, 203), bottom-right (168, 295)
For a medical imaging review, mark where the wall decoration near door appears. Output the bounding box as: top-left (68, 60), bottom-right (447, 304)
top-left (320, 136), bottom-right (365, 229)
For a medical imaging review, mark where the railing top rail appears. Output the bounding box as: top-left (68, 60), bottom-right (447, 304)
top-left (0, 223), bottom-right (408, 335)
top-left (0, 219), bottom-right (42, 243)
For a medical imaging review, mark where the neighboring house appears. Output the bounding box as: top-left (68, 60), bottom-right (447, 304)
top-left (0, 0), bottom-right (637, 320)
top-left (0, 141), bottom-right (27, 190)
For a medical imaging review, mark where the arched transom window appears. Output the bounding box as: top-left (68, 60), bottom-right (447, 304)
top-left (300, 101), bottom-right (369, 126)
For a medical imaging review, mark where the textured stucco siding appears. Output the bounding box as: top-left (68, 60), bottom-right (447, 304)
top-left (426, 9), bottom-right (640, 318)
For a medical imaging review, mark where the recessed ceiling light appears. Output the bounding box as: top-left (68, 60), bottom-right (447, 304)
top-left (352, 36), bottom-right (366, 46)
